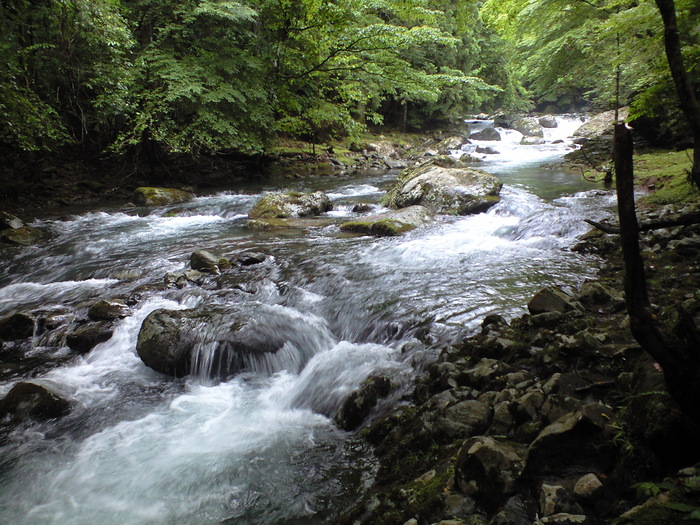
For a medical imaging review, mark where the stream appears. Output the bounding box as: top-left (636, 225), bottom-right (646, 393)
top-left (0, 116), bottom-right (615, 524)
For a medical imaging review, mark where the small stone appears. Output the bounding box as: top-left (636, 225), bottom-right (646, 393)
top-left (573, 473), bottom-right (603, 500)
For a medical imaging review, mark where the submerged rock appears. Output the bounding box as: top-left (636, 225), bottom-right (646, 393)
top-left (133, 187), bottom-right (194, 206)
top-left (383, 161), bottom-right (502, 216)
top-left (340, 205), bottom-right (433, 236)
top-left (0, 382), bottom-right (70, 421)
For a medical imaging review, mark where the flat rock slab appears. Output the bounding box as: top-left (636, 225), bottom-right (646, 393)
top-left (340, 205), bottom-right (433, 236)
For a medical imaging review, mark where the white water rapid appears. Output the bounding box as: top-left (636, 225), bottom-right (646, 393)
top-left (0, 116), bottom-right (615, 524)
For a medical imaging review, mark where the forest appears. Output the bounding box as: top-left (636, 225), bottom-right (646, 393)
top-left (1, 0), bottom-right (698, 165)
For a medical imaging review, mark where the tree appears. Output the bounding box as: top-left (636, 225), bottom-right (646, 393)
top-left (654, 0), bottom-right (700, 188)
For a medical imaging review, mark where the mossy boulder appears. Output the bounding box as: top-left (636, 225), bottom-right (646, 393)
top-left (340, 205), bottom-right (433, 236)
top-left (133, 187), bottom-right (194, 206)
top-left (382, 161), bottom-right (502, 216)
top-left (248, 191), bottom-right (333, 220)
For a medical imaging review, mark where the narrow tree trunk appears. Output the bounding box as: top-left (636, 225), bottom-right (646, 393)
top-left (654, 0), bottom-right (700, 188)
top-left (614, 123), bottom-right (700, 423)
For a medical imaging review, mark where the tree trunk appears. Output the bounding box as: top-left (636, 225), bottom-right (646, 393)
top-left (654, 0), bottom-right (700, 188)
top-left (614, 123), bottom-right (700, 424)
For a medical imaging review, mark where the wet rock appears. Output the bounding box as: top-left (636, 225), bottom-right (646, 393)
top-left (520, 137), bottom-right (546, 146)
top-left (470, 128), bottom-right (502, 141)
top-left (0, 382), bottom-right (70, 421)
top-left (437, 136), bottom-right (467, 154)
top-left (454, 436), bottom-right (528, 510)
top-left (87, 299), bottom-right (129, 321)
top-left (191, 250), bottom-right (222, 273)
top-left (490, 401), bottom-right (515, 436)
top-left (476, 146), bottom-right (499, 155)
top-left (133, 187), bottom-right (194, 206)
top-left (512, 117), bottom-right (543, 137)
top-left (137, 309), bottom-right (192, 376)
top-left (539, 116), bottom-right (558, 128)
top-left (335, 376), bottom-right (392, 431)
top-left (340, 205), bottom-right (433, 237)
top-left (66, 322), bottom-right (114, 354)
top-left (137, 304), bottom-right (329, 378)
top-left (248, 191), bottom-right (333, 220)
top-left (1, 225), bottom-right (43, 246)
top-left (528, 287), bottom-right (582, 315)
top-left (235, 252), bottom-right (268, 266)
top-left (385, 158), bottom-right (408, 169)
top-left (383, 162), bottom-right (502, 216)
top-left (0, 313), bottom-right (35, 341)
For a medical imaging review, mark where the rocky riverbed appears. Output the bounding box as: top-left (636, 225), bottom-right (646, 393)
top-left (337, 203), bottom-right (700, 525)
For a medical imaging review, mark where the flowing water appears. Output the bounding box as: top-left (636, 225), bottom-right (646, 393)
top-left (0, 116), bottom-right (615, 524)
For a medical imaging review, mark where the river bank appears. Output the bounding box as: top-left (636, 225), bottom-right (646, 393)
top-left (338, 199), bottom-right (700, 525)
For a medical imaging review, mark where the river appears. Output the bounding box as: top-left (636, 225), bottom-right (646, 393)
top-left (0, 117), bottom-right (614, 524)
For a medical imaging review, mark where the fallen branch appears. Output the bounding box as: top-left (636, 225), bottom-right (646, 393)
top-left (585, 209), bottom-right (700, 234)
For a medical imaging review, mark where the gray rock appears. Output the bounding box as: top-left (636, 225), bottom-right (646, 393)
top-left (384, 164), bottom-right (502, 216)
top-left (512, 117), bottom-right (543, 137)
top-left (576, 282), bottom-right (623, 306)
top-left (435, 399), bottom-right (492, 439)
top-left (235, 252), bottom-right (268, 266)
top-left (476, 146), bottom-right (499, 155)
top-left (470, 128), bottom-right (502, 141)
top-left (539, 116), bottom-right (558, 128)
top-left (133, 187), bottom-right (194, 206)
top-left (0, 313), bottom-right (35, 341)
top-left (520, 137), bottom-right (546, 146)
top-left (437, 136), bottom-right (467, 154)
top-left (0, 212), bottom-right (24, 230)
top-left (340, 206), bottom-right (433, 237)
top-left (454, 436), bottom-right (528, 509)
top-left (191, 250), bottom-right (221, 273)
top-left (534, 513), bottom-right (588, 524)
top-left (0, 382), bottom-right (70, 421)
top-left (540, 484), bottom-right (582, 517)
top-left (335, 376), bottom-right (392, 431)
top-left (66, 322), bottom-right (114, 354)
top-left (528, 287), bottom-right (582, 315)
top-left (248, 191), bottom-right (333, 220)
top-left (87, 300), bottom-right (129, 321)
top-left (525, 403), bottom-right (613, 477)
top-left (1, 226), bottom-right (43, 246)
top-left (489, 494), bottom-right (537, 525)
top-left (573, 473), bottom-right (603, 500)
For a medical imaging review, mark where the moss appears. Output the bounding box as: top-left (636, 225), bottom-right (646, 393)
top-left (634, 149), bottom-right (700, 205)
top-left (340, 218), bottom-right (415, 236)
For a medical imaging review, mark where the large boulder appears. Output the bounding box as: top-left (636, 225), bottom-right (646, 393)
top-left (335, 376), bottom-right (392, 431)
top-left (512, 117), bottom-right (544, 138)
top-left (136, 304), bottom-right (332, 378)
top-left (340, 205), bottom-right (433, 236)
top-left (528, 287), bottom-right (582, 315)
top-left (383, 162), bottom-right (502, 216)
top-left (248, 191), bottom-right (332, 220)
top-left (133, 187), bottom-right (194, 206)
top-left (0, 382), bottom-right (71, 421)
